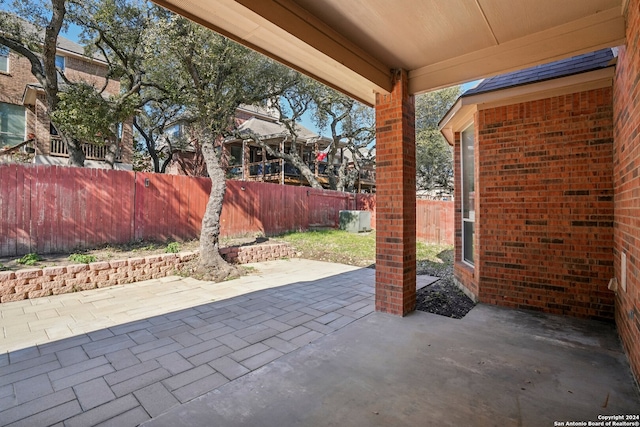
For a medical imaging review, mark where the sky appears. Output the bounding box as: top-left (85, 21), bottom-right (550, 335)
top-left (61, 22), bottom-right (83, 43)
top-left (0, 2), bottom-right (83, 43)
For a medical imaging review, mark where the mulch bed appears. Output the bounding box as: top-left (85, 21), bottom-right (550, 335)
top-left (415, 261), bottom-right (476, 319)
top-left (415, 278), bottom-right (476, 319)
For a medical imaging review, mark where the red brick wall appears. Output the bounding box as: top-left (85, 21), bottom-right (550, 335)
top-left (0, 50), bottom-right (132, 163)
top-left (374, 70), bottom-right (417, 316)
top-left (64, 56), bottom-right (120, 96)
top-left (0, 53), bottom-right (37, 105)
top-left (34, 96), bottom-right (49, 155)
top-left (613, 0), bottom-right (640, 384)
top-left (455, 87), bottom-right (615, 320)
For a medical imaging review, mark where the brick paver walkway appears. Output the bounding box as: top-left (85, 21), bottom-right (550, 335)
top-left (0, 259), bottom-right (412, 426)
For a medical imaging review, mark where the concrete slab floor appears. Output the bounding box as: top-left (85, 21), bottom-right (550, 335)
top-left (144, 305), bottom-right (640, 427)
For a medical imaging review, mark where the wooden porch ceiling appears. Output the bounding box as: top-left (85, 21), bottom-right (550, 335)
top-left (152, 0), bottom-right (627, 105)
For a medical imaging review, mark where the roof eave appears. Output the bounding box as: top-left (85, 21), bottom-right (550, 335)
top-left (439, 65), bottom-right (615, 144)
top-left (22, 84), bottom-right (43, 106)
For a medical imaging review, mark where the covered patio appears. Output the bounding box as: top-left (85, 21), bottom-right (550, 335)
top-left (0, 260), bottom-right (637, 425)
top-left (150, 0), bottom-right (640, 386)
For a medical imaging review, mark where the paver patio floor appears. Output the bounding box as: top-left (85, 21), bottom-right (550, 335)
top-left (0, 258), bottom-right (637, 426)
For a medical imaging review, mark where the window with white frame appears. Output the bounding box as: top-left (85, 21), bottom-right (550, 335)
top-left (0, 102), bottom-right (26, 148)
top-left (461, 123), bottom-right (475, 265)
top-left (0, 46), bottom-right (9, 73)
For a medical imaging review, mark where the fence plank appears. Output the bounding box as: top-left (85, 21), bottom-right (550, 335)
top-left (416, 199), bottom-right (454, 245)
top-left (19, 165), bottom-right (31, 254)
top-left (1, 166), bottom-right (17, 255)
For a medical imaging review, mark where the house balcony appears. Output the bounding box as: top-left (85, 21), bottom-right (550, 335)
top-left (232, 160), bottom-right (375, 192)
top-left (49, 136), bottom-right (122, 162)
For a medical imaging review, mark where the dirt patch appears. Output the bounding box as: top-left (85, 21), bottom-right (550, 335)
top-left (0, 236), bottom-right (262, 272)
top-left (416, 256), bottom-right (476, 319)
top-left (0, 240), bottom-right (199, 272)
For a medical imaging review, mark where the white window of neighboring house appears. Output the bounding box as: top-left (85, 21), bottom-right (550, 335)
top-left (0, 46), bottom-right (9, 73)
top-left (0, 102), bottom-right (26, 148)
top-left (55, 54), bottom-right (65, 73)
top-left (461, 123), bottom-right (475, 265)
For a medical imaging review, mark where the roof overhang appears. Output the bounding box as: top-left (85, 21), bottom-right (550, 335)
top-left (439, 65), bottom-right (616, 145)
top-left (56, 47), bottom-right (108, 65)
top-left (151, 0), bottom-right (627, 106)
top-left (22, 84), bottom-right (44, 106)
top-left (227, 132), bottom-right (332, 145)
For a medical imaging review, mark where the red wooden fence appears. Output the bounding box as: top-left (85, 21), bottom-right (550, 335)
top-left (222, 180), bottom-right (357, 237)
top-left (0, 165), bottom-right (211, 257)
top-left (0, 165), bottom-right (453, 257)
top-left (416, 199), bottom-right (454, 245)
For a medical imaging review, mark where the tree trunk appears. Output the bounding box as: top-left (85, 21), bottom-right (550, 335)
top-left (345, 168), bottom-right (358, 193)
top-left (326, 163), bottom-right (338, 190)
top-left (64, 136), bottom-right (86, 167)
top-left (104, 142), bottom-right (119, 169)
top-left (199, 142), bottom-right (238, 279)
top-left (336, 159), bottom-right (348, 192)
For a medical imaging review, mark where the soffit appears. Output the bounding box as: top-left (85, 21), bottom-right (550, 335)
top-left (152, 0), bottom-right (626, 105)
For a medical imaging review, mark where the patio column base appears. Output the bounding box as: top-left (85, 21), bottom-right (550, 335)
top-left (374, 69), bottom-right (416, 316)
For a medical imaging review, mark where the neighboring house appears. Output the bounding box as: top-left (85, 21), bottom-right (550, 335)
top-left (439, 49), bottom-right (617, 320)
top-left (167, 105), bottom-right (376, 192)
top-left (0, 31), bottom-right (133, 169)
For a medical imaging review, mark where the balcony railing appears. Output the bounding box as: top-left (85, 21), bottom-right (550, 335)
top-left (243, 160), bottom-right (375, 189)
top-left (50, 137), bottom-right (121, 161)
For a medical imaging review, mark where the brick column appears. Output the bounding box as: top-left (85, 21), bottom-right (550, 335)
top-left (375, 69), bottom-right (416, 316)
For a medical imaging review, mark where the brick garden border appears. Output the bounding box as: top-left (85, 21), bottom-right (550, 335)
top-left (219, 243), bottom-right (297, 264)
top-left (0, 243), bottom-right (297, 303)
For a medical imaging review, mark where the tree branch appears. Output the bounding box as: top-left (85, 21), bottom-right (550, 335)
top-left (0, 35), bottom-right (45, 83)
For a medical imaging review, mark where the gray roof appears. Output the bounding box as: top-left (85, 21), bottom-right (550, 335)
top-left (463, 48), bottom-right (615, 96)
top-left (237, 104), bottom-right (279, 120)
top-left (236, 117), bottom-right (325, 144)
top-left (57, 35), bottom-right (95, 59)
top-left (2, 13), bottom-right (104, 61)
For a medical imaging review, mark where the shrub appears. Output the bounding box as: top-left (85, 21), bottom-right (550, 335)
top-left (16, 253), bottom-right (42, 266)
top-left (68, 253), bottom-right (97, 264)
top-left (165, 242), bottom-right (180, 253)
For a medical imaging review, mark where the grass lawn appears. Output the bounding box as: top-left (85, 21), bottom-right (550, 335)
top-left (275, 230), bottom-right (453, 277)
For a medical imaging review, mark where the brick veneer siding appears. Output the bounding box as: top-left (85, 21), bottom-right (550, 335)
top-left (454, 87), bottom-right (615, 320)
top-left (613, 0), bottom-right (640, 384)
top-left (0, 51), bottom-right (133, 163)
top-left (0, 243), bottom-right (297, 303)
top-left (374, 70), bottom-right (417, 316)
top-left (0, 53), bottom-right (35, 105)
